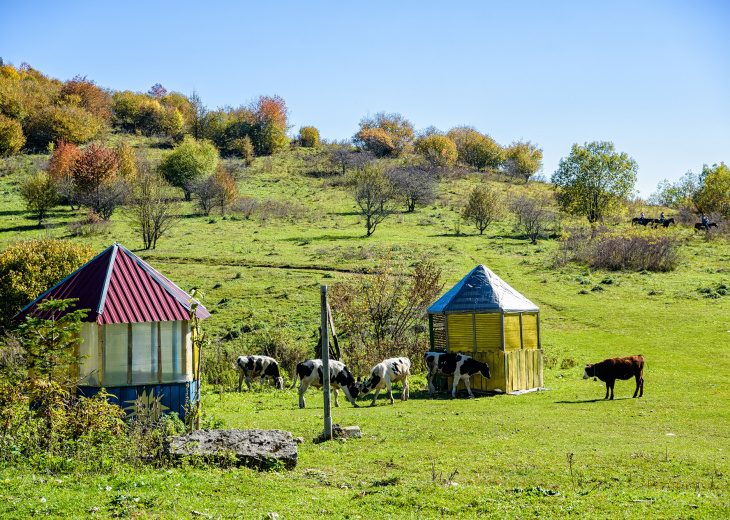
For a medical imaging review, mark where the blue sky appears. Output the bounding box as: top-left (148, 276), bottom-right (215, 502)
top-left (1, 0), bottom-right (728, 197)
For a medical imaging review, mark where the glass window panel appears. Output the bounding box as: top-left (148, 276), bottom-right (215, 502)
top-left (161, 321), bottom-right (185, 382)
top-left (104, 324), bottom-right (128, 386)
top-left (132, 322), bottom-right (157, 384)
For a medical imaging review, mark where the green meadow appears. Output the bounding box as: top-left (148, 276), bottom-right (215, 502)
top-left (0, 147), bottom-right (729, 519)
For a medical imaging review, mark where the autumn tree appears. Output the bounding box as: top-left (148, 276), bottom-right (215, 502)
top-left (354, 112), bottom-right (414, 157)
top-left (504, 140), bottom-right (543, 183)
top-left (552, 141), bottom-right (638, 223)
top-left (19, 170), bottom-right (58, 225)
top-left (462, 185), bottom-right (502, 234)
top-left (348, 163), bottom-right (397, 236)
top-left (71, 142), bottom-right (122, 218)
top-left (0, 113), bottom-right (25, 156)
top-left (414, 134), bottom-right (458, 168)
top-left (148, 83), bottom-right (168, 99)
top-left (299, 126), bottom-right (320, 147)
top-left (59, 75), bottom-right (112, 123)
top-left (157, 136), bottom-right (219, 200)
top-left (650, 172), bottom-right (701, 209)
top-left (47, 140), bottom-right (82, 209)
top-left (190, 167), bottom-right (238, 216)
top-left (25, 105), bottom-right (103, 149)
top-left (447, 126), bottom-right (504, 170)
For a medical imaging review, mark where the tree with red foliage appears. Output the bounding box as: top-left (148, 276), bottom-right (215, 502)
top-left (47, 140), bottom-right (81, 182)
top-left (71, 142), bottom-right (122, 218)
top-left (148, 83), bottom-right (168, 99)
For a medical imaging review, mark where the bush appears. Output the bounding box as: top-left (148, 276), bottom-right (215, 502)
top-left (329, 257), bottom-right (443, 375)
top-left (414, 134), bottom-right (458, 168)
top-left (67, 211), bottom-right (112, 236)
top-left (158, 136), bottom-right (219, 201)
top-left (557, 226), bottom-right (681, 272)
top-left (299, 126), bottom-right (320, 148)
top-left (19, 170), bottom-right (58, 225)
top-left (25, 105), bottom-right (103, 149)
top-left (0, 113), bottom-right (25, 156)
top-left (0, 238), bottom-right (95, 331)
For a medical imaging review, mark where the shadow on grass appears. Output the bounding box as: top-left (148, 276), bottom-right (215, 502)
top-left (555, 397), bottom-right (636, 404)
top-left (2, 222), bottom-right (67, 233)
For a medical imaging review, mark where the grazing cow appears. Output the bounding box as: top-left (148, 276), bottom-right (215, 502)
top-left (236, 355), bottom-right (284, 392)
top-left (290, 359), bottom-right (362, 409)
top-left (424, 352), bottom-right (491, 398)
top-left (583, 355), bottom-right (644, 400)
top-left (360, 357), bottom-right (411, 406)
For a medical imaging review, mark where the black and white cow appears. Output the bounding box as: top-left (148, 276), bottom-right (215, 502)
top-left (424, 352), bottom-right (491, 398)
top-left (360, 357), bottom-right (411, 406)
top-left (236, 355), bottom-right (284, 392)
top-left (290, 359), bottom-right (362, 409)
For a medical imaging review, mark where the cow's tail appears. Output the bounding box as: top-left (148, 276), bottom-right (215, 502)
top-left (289, 365), bottom-right (300, 389)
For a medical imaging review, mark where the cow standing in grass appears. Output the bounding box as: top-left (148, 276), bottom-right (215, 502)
top-left (360, 357), bottom-right (411, 406)
top-left (424, 352), bottom-right (491, 398)
top-left (236, 355), bottom-right (284, 392)
top-left (290, 359), bottom-right (362, 408)
top-left (583, 355), bottom-right (644, 399)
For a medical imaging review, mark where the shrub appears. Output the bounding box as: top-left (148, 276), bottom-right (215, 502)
top-left (0, 239), bottom-right (95, 331)
top-left (557, 226), bottom-right (681, 272)
top-left (67, 211), bottom-right (112, 236)
top-left (462, 184), bottom-right (502, 235)
top-left (0, 113), bottom-right (25, 156)
top-left (299, 126), bottom-right (320, 148)
top-left (25, 105), bottom-right (103, 149)
top-left (329, 256), bottom-right (443, 375)
top-left (158, 136), bottom-right (219, 201)
top-left (414, 134), bottom-right (458, 168)
top-left (19, 170), bottom-right (58, 225)
top-left (230, 196), bottom-right (259, 219)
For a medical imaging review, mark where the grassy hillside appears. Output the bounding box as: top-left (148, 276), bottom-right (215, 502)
top-left (0, 141), bottom-right (729, 518)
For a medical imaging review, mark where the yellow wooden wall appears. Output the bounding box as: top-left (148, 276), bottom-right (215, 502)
top-left (447, 314), bottom-right (474, 354)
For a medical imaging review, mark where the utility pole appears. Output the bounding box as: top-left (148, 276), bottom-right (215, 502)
top-left (321, 285), bottom-right (332, 440)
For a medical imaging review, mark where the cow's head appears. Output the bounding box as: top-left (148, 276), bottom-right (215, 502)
top-left (583, 364), bottom-right (596, 380)
top-left (274, 377), bottom-right (284, 390)
top-left (480, 361), bottom-right (491, 380)
top-left (358, 374), bottom-right (379, 397)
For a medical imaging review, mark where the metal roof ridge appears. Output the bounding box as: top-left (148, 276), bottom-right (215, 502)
top-left (95, 243), bottom-right (119, 320)
top-left (116, 244), bottom-right (199, 316)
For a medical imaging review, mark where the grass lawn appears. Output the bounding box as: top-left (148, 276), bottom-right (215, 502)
top-left (0, 147), bottom-right (728, 518)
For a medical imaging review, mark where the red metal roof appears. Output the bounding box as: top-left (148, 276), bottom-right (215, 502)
top-left (15, 243), bottom-right (210, 324)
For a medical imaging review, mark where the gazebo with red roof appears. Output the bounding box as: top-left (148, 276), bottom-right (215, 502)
top-left (16, 242), bottom-right (210, 420)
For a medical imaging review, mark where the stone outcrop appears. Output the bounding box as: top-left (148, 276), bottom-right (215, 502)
top-left (168, 429), bottom-right (297, 470)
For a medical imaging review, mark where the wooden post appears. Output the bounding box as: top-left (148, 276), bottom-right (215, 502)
top-left (321, 286), bottom-right (332, 440)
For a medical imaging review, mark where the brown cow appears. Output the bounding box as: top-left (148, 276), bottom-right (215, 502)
top-left (583, 355), bottom-right (644, 400)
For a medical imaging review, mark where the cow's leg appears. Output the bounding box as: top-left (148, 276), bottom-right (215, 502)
top-left (464, 375), bottom-right (474, 398)
top-left (298, 384), bottom-right (307, 409)
top-left (238, 369), bottom-right (244, 392)
top-left (387, 378), bottom-right (395, 405)
top-left (333, 388), bottom-right (340, 407)
top-left (245, 375), bottom-right (253, 391)
top-left (604, 382), bottom-right (610, 400)
top-left (634, 374), bottom-right (644, 398)
top-left (427, 369), bottom-right (436, 395)
top-left (451, 370), bottom-right (461, 398)
top-left (609, 380), bottom-right (615, 400)
top-left (370, 388), bottom-right (381, 406)
top-left (402, 377), bottom-right (409, 401)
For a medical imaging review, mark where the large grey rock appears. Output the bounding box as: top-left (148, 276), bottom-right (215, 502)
top-left (168, 429), bottom-right (297, 470)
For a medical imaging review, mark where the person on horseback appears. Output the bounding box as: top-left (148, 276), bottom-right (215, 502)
top-left (660, 211), bottom-right (665, 222)
top-left (640, 211), bottom-right (645, 219)
top-left (702, 214), bottom-right (709, 232)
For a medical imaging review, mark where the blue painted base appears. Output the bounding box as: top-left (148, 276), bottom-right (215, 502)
top-left (77, 381), bottom-right (198, 421)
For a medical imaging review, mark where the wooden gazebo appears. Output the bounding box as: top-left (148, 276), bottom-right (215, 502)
top-left (16, 243), bottom-right (210, 419)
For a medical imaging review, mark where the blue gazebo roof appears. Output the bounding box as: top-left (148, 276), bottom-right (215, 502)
top-left (428, 265), bottom-right (539, 314)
